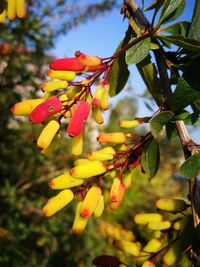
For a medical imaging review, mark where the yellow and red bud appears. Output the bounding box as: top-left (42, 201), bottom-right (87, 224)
top-left (110, 178), bottom-right (126, 210)
top-left (67, 101), bottom-right (90, 137)
top-left (156, 198), bottom-right (188, 213)
top-left (41, 133), bottom-right (60, 155)
top-left (92, 106), bottom-right (104, 124)
top-left (84, 63), bottom-right (106, 72)
top-left (94, 195), bottom-right (104, 217)
top-left (40, 80), bottom-right (68, 92)
top-left (114, 240), bottom-right (140, 256)
top-left (47, 69), bottom-right (75, 81)
top-left (16, 0), bottom-right (26, 18)
top-left (80, 186), bottom-right (102, 218)
top-left (122, 169), bottom-right (133, 188)
top-left (11, 98), bottom-right (45, 116)
top-left (29, 96), bottom-right (62, 124)
top-left (141, 261), bottom-right (156, 267)
top-left (37, 120), bottom-right (60, 150)
top-left (49, 171), bottom-right (84, 190)
top-left (50, 57), bottom-right (85, 72)
top-left (43, 189), bottom-right (74, 217)
top-left (7, 0), bottom-right (16, 20)
top-left (119, 119), bottom-right (140, 128)
top-left (93, 84), bottom-right (104, 107)
top-left (75, 51), bottom-right (102, 67)
top-left (72, 201), bottom-right (88, 235)
top-left (97, 132), bottom-right (126, 144)
top-left (70, 160), bottom-right (106, 179)
top-left (134, 213), bottom-right (163, 225)
top-left (71, 132), bottom-right (83, 156)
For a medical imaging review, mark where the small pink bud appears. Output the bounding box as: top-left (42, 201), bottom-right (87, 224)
top-left (67, 101), bottom-right (90, 137)
top-left (29, 96), bottom-right (62, 124)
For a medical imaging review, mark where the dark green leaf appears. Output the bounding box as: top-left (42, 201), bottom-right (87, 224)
top-left (161, 0), bottom-right (185, 24)
top-left (150, 111), bottom-right (174, 138)
top-left (109, 29), bottom-right (131, 97)
top-left (159, 0), bottom-right (182, 23)
top-left (0, 0), bottom-right (6, 14)
top-left (136, 55), bottom-right (163, 105)
top-left (125, 37), bottom-right (151, 65)
top-left (174, 110), bottom-right (190, 120)
top-left (192, 98), bottom-right (200, 112)
top-left (171, 77), bottom-right (200, 111)
top-left (161, 21), bottom-right (190, 36)
top-left (141, 138), bottom-right (160, 179)
top-left (189, 0), bottom-right (200, 41)
top-left (157, 35), bottom-right (200, 52)
top-left (179, 154), bottom-right (200, 179)
top-left (165, 122), bottom-right (177, 141)
top-left (183, 113), bottom-right (200, 125)
top-left (183, 55), bottom-right (200, 92)
top-left (144, 0), bottom-right (165, 11)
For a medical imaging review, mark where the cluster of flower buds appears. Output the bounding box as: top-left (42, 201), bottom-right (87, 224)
top-left (42, 129), bottom-right (151, 235)
top-left (0, 0), bottom-right (26, 23)
top-left (11, 51), bottom-right (117, 156)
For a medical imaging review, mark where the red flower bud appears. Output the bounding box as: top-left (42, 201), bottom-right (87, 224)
top-left (50, 58), bottom-right (85, 72)
top-left (67, 101), bottom-right (90, 137)
top-left (29, 96), bottom-right (62, 124)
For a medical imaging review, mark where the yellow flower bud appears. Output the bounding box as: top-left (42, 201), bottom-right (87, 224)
top-left (16, 0), bottom-right (26, 18)
top-left (134, 213), bottom-right (163, 225)
top-left (66, 86), bottom-right (82, 99)
top-left (92, 106), bottom-right (104, 124)
top-left (7, 0), bottom-right (16, 20)
top-left (156, 198), bottom-right (188, 212)
top-left (49, 171), bottom-right (84, 189)
top-left (94, 195), bottom-right (104, 217)
top-left (101, 84), bottom-right (109, 110)
top-left (80, 186), bottom-right (102, 218)
top-left (72, 201), bottom-right (88, 235)
top-left (48, 70), bottom-right (75, 81)
top-left (122, 169), bottom-right (133, 188)
top-left (147, 221), bottom-right (171, 230)
top-left (11, 98), bottom-right (45, 115)
top-left (41, 80), bottom-right (68, 92)
top-left (0, 10), bottom-right (6, 23)
top-left (119, 119), bottom-right (140, 128)
top-left (41, 133), bottom-right (60, 155)
top-left (71, 132), bottom-right (83, 156)
top-left (70, 160), bottom-right (106, 179)
top-left (37, 120), bottom-right (60, 150)
top-left (88, 147), bottom-right (114, 161)
top-left (110, 178), bottom-right (126, 210)
top-left (73, 159), bottom-right (91, 166)
top-left (143, 238), bottom-right (162, 253)
top-left (43, 189), bottom-right (74, 216)
top-left (97, 132), bottom-right (126, 143)
top-left (142, 261), bottom-right (156, 267)
top-left (114, 240), bottom-right (140, 256)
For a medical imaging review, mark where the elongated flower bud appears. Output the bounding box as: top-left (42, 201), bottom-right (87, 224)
top-left (122, 169), bottom-right (133, 188)
top-left (43, 189), bottom-right (74, 216)
top-left (0, 9), bottom-right (6, 23)
top-left (48, 70), bottom-right (75, 81)
top-left (40, 80), bottom-right (68, 92)
top-left (37, 120), bottom-right (60, 150)
top-left (84, 63), bottom-right (106, 72)
top-left (114, 240), bottom-right (140, 256)
top-left (74, 159), bottom-right (91, 166)
top-left (142, 261), bottom-right (155, 267)
top-left (80, 186), bottom-right (102, 218)
top-left (163, 239), bottom-right (181, 266)
top-left (67, 101), bottom-right (90, 137)
top-left (50, 57), bottom-right (85, 71)
top-left (134, 213), bottom-right (162, 225)
top-left (143, 238), bottom-right (162, 253)
top-left (75, 51), bottom-right (102, 67)
top-left (156, 198), bottom-right (188, 212)
top-left (41, 134), bottom-right (60, 155)
top-left (7, 0), bottom-right (16, 20)
top-left (147, 221), bottom-right (171, 230)
top-left (92, 106), bottom-right (104, 124)
top-left (70, 160), bottom-right (106, 179)
top-left (88, 148), bottom-right (114, 161)
top-left (110, 178), bottom-right (126, 210)
top-left (16, 0), bottom-right (26, 18)
top-left (72, 202), bottom-right (89, 235)
top-left (71, 132), bottom-right (83, 156)
top-left (11, 98), bottom-right (45, 116)
top-left (110, 178), bottom-right (120, 202)
top-left (119, 119), bottom-right (140, 128)
top-left (101, 84), bottom-right (109, 110)
top-left (49, 171), bottom-right (84, 189)
top-left (97, 132), bottom-right (126, 143)
top-left (94, 195), bottom-right (104, 217)
top-left (93, 84), bottom-right (104, 107)
top-left (29, 96), bottom-right (62, 124)
top-left (66, 86), bottom-right (82, 99)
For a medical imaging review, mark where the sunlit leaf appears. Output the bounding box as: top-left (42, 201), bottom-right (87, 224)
top-left (179, 154), bottom-right (200, 179)
top-left (150, 111), bottom-right (174, 138)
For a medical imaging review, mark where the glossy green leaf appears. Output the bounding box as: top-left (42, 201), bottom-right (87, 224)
top-left (179, 154), bottom-right (200, 179)
top-left (183, 55), bottom-right (200, 92)
top-left (171, 77), bottom-right (200, 111)
top-left (141, 138), bottom-right (160, 179)
top-left (159, 0), bottom-right (182, 23)
top-left (183, 113), bottom-right (200, 126)
top-left (161, 21), bottom-right (190, 36)
top-left (157, 35), bottom-right (200, 52)
top-left (109, 30), bottom-right (131, 97)
top-left (161, 0), bottom-right (185, 24)
top-left (189, 0), bottom-right (200, 41)
top-left (136, 55), bottom-right (163, 105)
top-left (125, 37), bottom-right (151, 65)
top-left (150, 111), bottom-right (174, 138)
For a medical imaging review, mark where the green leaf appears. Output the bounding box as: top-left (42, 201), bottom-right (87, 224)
top-left (109, 29), bottom-right (131, 97)
top-left (150, 111), bottom-right (174, 138)
top-left (189, 0), bottom-right (200, 41)
top-left (144, 0), bottom-right (165, 11)
top-left (161, 0), bottom-right (185, 24)
top-left (125, 37), bottom-right (151, 65)
top-left (165, 122), bottom-right (177, 141)
top-left (183, 113), bottom-right (200, 126)
top-left (171, 77), bottom-right (200, 111)
top-left (157, 35), bottom-right (200, 52)
top-left (141, 138), bottom-right (160, 179)
top-left (183, 55), bottom-right (200, 92)
top-left (159, 0), bottom-right (182, 23)
top-left (161, 21), bottom-right (190, 36)
top-left (179, 154), bottom-right (200, 179)
top-left (136, 55), bottom-right (163, 105)
top-left (174, 110), bottom-right (190, 120)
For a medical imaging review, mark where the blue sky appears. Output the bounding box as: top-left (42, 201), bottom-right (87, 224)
top-left (50, 0), bottom-right (199, 141)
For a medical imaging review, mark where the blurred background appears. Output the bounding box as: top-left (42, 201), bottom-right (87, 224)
top-left (0, 0), bottom-right (197, 266)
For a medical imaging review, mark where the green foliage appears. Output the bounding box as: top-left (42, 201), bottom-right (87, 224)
top-left (179, 153), bottom-right (200, 179)
top-left (150, 111), bottom-right (174, 137)
top-left (189, 0), bottom-right (200, 41)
